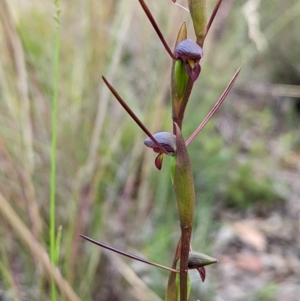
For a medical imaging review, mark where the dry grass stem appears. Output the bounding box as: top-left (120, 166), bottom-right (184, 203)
top-left (0, 192), bottom-right (81, 301)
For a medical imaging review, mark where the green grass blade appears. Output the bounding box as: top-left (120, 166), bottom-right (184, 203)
top-left (50, 0), bottom-right (61, 300)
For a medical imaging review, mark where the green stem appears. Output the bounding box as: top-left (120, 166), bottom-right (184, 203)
top-left (173, 124), bottom-right (195, 301)
top-left (50, 1), bottom-right (61, 300)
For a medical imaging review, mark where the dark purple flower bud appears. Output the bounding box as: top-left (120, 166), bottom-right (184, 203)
top-left (144, 132), bottom-right (176, 154)
top-left (175, 39), bottom-right (203, 61)
top-left (144, 132), bottom-right (176, 170)
top-left (174, 39), bottom-right (203, 82)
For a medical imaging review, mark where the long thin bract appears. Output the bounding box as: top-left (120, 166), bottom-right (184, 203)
top-left (185, 68), bottom-right (241, 146)
top-left (80, 235), bottom-right (179, 273)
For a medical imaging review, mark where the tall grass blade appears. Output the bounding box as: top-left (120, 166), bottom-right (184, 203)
top-left (50, 0), bottom-right (61, 300)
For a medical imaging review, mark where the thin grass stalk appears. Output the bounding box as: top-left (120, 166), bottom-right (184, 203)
top-left (50, 0), bottom-right (61, 299)
top-left (54, 225), bottom-right (63, 265)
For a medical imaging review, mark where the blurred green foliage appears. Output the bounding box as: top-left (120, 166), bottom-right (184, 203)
top-left (224, 162), bottom-right (279, 210)
top-left (251, 283), bottom-right (277, 301)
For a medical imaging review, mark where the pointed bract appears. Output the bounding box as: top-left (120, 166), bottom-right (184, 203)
top-left (206, 0), bottom-right (224, 35)
top-left (79, 235), bottom-right (178, 273)
top-left (102, 76), bottom-right (169, 155)
top-left (185, 68), bottom-right (241, 146)
top-left (138, 0), bottom-right (176, 59)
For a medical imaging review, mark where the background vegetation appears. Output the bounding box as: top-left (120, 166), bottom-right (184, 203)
top-left (0, 0), bottom-right (299, 300)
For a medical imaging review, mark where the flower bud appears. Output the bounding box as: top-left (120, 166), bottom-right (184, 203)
top-left (188, 251), bottom-right (218, 269)
top-left (175, 39), bottom-right (203, 82)
top-left (188, 252), bottom-right (218, 282)
top-left (144, 132), bottom-right (176, 154)
top-left (175, 40), bottom-right (203, 61)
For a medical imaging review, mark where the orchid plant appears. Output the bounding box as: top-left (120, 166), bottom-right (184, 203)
top-left (81, 1), bottom-right (240, 300)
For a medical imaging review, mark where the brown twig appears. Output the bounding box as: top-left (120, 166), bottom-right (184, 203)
top-left (0, 192), bottom-right (80, 301)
